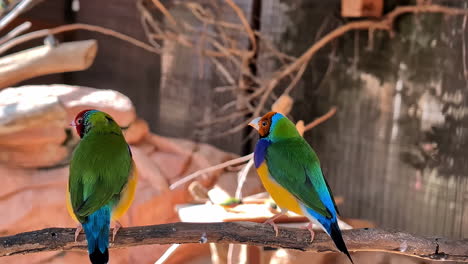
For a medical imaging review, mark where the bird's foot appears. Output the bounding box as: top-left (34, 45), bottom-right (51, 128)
top-left (265, 218), bottom-right (280, 236)
top-left (301, 222), bottom-right (315, 242)
top-left (74, 224), bottom-right (83, 242)
top-left (112, 221), bottom-right (122, 242)
top-left (264, 211), bottom-right (286, 236)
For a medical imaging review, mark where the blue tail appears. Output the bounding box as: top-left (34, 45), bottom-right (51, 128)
top-left (82, 206), bottom-right (110, 264)
top-left (304, 207), bottom-right (354, 264)
top-left (329, 220), bottom-right (354, 264)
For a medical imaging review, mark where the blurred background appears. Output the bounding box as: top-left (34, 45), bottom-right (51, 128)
top-left (0, 0), bottom-right (467, 263)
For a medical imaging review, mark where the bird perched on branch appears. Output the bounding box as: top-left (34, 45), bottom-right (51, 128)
top-left (249, 112), bottom-right (353, 263)
top-left (67, 109), bottom-right (137, 264)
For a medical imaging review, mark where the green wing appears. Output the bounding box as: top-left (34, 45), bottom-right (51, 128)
top-left (69, 133), bottom-right (132, 223)
top-left (265, 137), bottom-right (337, 219)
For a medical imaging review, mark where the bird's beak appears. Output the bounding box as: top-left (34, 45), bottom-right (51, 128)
top-left (248, 117), bottom-right (261, 131)
top-left (70, 121), bottom-right (76, 127)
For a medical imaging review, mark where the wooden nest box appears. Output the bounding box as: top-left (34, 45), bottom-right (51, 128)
top-left (341, 0), bottom-right (383, 17)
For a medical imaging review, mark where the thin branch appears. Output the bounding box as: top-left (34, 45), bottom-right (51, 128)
top-left (251, 4), bottom-right (468, 120)
top-left (235, 158), bottom-right (254, 199)
top-left (462, 6), bottom-right (468, 88)
top-left (151, 0), bottom-right (178, 28)
top-left (1, 223), bottom-right (467, 262)
top-left (0, 23), bottom-right (161, 55)
top-left (0, 21), bottom-right (31, 45)
top-left (0, 0), bottom-right (33, 31)
top-left (303, 107), bottom-right (337, 133)
top-left (154, 243), bottom-right (180, 264)
top-left (209, 57), bottom-right (236, 84)
top-left (224, 0), bottom-right (256, 56)
top-left (196, 109), bottom-right (250, 127)
top-left (169, 153), bottom-right (254, 190)
top-left (205, 121), bottom-right (249, 138)
top-left (184, 2), bottom-right (246, 32)
top-left (283, 61), bottom-right (308, 95)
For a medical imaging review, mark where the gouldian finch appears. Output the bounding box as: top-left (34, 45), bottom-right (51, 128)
top-left (67, 110), bottom-right (137, 264)
top-left (249, 112), bottom-right (353, 263)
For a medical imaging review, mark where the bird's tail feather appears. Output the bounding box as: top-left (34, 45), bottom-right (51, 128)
top-left (329, 221), bottom-right (354, 264)
top-left (83, 206), bottom-right (111, 264)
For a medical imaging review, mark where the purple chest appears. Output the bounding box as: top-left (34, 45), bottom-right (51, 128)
top-left (254, 139), bottom-right (271, 168)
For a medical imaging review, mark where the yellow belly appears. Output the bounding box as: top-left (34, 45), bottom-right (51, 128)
top-left (256, 162), bottom-right (303, 215)
top-left (112, 162), bottom-right (138, 220)
top-left (66, 184), bottom-right (78, 222)
top-left (66, 161), bottom-right (138, 222)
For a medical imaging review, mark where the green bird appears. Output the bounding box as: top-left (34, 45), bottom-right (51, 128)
top-left (67, 109), bottom-right (138, 264)
top-left (249, 112), bottom-right (353, 263)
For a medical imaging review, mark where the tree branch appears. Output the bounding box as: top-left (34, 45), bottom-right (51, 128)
top-left (0, 21), bottom-right (31, 45)
top-left (0, 23), bottom-right (161, 55)
top-left (0, 40), bottom-right (97, 88)
top-left (251, 4), bottom-right (468, 122)
top-left (169, 153), bottom-right (253, 190)
top-left (1, 222), bottom-right (467, 262)
top-left (0, 0), bottom-right (33, 31)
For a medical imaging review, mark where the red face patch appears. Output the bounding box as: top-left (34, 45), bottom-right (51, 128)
top-left (72, 109), bottom-right (92, 138)
top-left (257, 112), bottom-right (276, 137)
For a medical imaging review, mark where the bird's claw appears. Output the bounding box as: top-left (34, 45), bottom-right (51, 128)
top-left (265, 218), bottom-right (280, 236)
top-left (301, 222), bottom-right (315, 242)
top-left (74, 224), bottom-right (83, 242)
top-left (263, 211), bottom-right (287, 237)
top-left (112, 221), bottom-right (122, 242)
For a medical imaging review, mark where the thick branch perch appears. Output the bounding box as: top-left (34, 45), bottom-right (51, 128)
top-left (0, 40), bottom-right (97, 88)
top-left (1, 222), bottom-right (467, 262)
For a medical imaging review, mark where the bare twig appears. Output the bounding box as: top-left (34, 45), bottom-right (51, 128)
top-left (154, 243), bottom-right (180, 264)
top-left (283, 61), bottom-right (308, 95)
top-left (196, 109), bottom-right (250, 127)
top-left (141, 1), bottom-right (468, 138)
top-left (251, 4), bottom-right (468, 123)
top-left (209, 57), bottom-right (236, 84)
top-left (235, 158), bottom-right (254, 199)
top-left (0, 21), bottom-right (31, 45)
top-left (462, 6), bottom-right (468, 88)
top-left (184, 2), bottom-right (245, 32)
top-left (224, 0), bottom-right (256, 56)
top-left (0, 0), bottom-right (33, 31)
top-left (0, 23), bottom-right (161, 55)
top-left (169, 153), bottom-right (254, 190)
top-left (1, 223), bottom-right (467, 262)
top-left (151, 0), bottom-right (178, 28)
top-left (303, 107), bottom-right (337, 133)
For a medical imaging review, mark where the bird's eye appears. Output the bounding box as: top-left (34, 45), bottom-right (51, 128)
top-left (105, 116), bottom-right (114, 123)
top-left (262, 121), bottom-right (267, 127)
top-left (76, 117), bottom-right (83, 125)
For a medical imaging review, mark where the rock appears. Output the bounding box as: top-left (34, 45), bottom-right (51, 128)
top-left (0, 84), bottom-right (135, 129)
top-left (0, 124), bottom-right (67, 147)
top-left (0, 85), bottom-right (136, 168)
top-left (124, 119), bottom-right (149, 144)
top-left (130, 145), bottom-right (169, 191)
top-left (0, 87), bottom-right (67, 134)
top-left (0, 144), bottom-right (68, 168)
top-left (50, 84), bottom-right (136, 127)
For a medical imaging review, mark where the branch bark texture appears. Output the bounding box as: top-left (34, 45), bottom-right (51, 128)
top-left (1, 222), bottom-right (467, 262)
